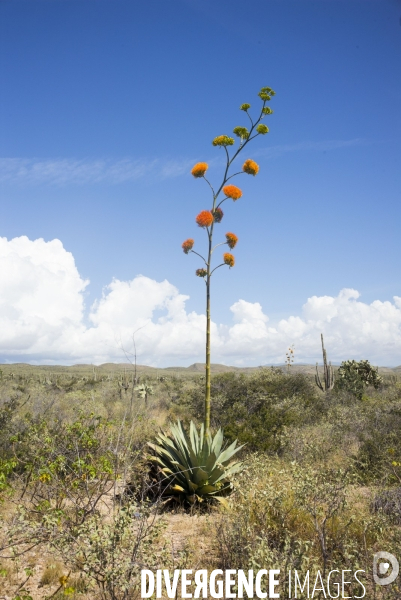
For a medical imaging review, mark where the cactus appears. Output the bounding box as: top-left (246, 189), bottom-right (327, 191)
top-left (315, 333), bottom-right (334, 392)
top-left (135, 383), bottom-right (154, 404)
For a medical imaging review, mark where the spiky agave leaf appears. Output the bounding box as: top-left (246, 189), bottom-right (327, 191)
top-left (147, 420), bottom-right (244, 505)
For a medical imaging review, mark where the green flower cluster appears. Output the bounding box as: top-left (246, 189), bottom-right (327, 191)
top-left (256, 124), bottom-right (269, 134)
top-left (233, 126), bottom-right (249, 139)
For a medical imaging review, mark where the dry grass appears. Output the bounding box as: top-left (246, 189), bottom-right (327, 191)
top-left (38, 561), bottom-right (65, 587)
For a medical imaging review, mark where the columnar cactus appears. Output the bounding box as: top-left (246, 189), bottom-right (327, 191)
top-left (315, 333), bottom-right (335, 392)
top-left (182, 87), bottom-right (276, 435)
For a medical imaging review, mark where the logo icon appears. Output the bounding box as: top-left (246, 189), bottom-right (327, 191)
top-left (373, 552), bottom-right (399, 586)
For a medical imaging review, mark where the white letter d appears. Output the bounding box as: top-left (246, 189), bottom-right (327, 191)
top-left (141, 570), bottom-right (155, 598)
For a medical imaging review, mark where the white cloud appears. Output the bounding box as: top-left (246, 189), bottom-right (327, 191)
top-left (0, 157), bottom-right (196, 186)
top-left (0, 236), bottom-right (400, 366)
top-left (254, 138), bottom-right (365, 161)
top-left (0, 139), bottom-right (363, 186)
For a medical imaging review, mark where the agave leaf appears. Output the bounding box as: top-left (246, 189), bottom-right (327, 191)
top-left (217, 440), bottom-right (244, 465)
top-left (167, 469), bottom-right (192, 491)
top-left (153, 449), bottom-right (193, 487)
top-left (223, 461), bottom-right (243, 477)
top-left (204, 451), bottom-right (218, 473)
top-left (156, 434), bottom-right (179, 452)
top-left (213, 496), bottom-right (231, 509)
top-left (187, 443), bottom-right (202, 470)
top-left (155, 443), bottom-right (192, 473)
top-left (215, 462), bottom-right (243, 481)
top-left (149, 456), bottom-right (170, 468)
top-left (212, 462), bottom-right (242, 485)
top-left (197, 484), bottom-right (218, 494)
top-left (193, 467), bottom-right (209, 486)
top-left (189, 421), bottom-right (199, 455)
top-left (200, 438), bottom-right (211, 468)
top-left (170, 425), bottom-right (193, 467)
top-left (208, 467), bottom-right (226, 485)
top-left (211, 428), bottom-right (224, 456)
top-left (186, 479), bottom-right (198, 491)
top-left (199, 422), bottom-right (204, 452)
top-left (170, 484), bottom-right (185, 492)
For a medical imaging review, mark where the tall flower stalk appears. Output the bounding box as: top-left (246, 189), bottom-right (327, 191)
top-left (182, 87), bottom-right (276, 436)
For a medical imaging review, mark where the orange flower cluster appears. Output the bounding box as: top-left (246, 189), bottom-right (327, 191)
top-left (242, 159), bottom-right (259, 176)
top-left (196, 268), bottom-right (207, 278)
top-left (222, 185), bottom-right (242, 201)
top-left (182, 238), bottom-right (194, 254)
top-left (213, 208), bottom-right (224, 223)
top-left (223, 253), bottom-right (235, 267)
top-left (196, 210), bottom-right (214, 228)
top-left (191, 162), bottom-right (208, 178)
top-left (225, 232), bottom-right (238, 249)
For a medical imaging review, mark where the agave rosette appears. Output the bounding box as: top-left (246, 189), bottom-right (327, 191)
top-left (148, 421), bottom-right (243, 505)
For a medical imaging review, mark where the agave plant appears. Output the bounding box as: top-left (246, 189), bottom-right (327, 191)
top-left (148, 421), bottom-right (243, 506)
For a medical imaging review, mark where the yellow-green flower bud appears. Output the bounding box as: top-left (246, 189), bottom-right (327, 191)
top-left (258, 92), bottom-right (271, 101)
top-left (240, 103), bottom-right (251, 111)
top-left (212, 135), bottom-right (235, 147)
top-left (262, 107), bottom-right (273, 115)
top-left (233, 126), bottom-right (249, 139)
top-left (256, 124), bottom-right (269, 134)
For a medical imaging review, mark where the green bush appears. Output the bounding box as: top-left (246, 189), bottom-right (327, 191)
top-left (177, 369), bottom-right (321, 453)
top-left (216, 454), bottom-right (401, 599)
top-left (334, 359), bottom-right (383, 400)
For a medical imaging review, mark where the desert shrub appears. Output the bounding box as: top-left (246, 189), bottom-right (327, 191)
top-left (54, 502), bottom-right (166, 600)
top-left (372, 487), bottom-right (401, 525)
top-left (1, 406), bottom-right (163, 599)
top-left (223, 394), bottom-right (299, 453)
top-left (334, 359), bottom-right (383, 400)
top-left (2, 407), bottom-right (154, 536)
top-left (351, 398), bottom-right (401, 484)
top-left (3, 500), bottom-right (166, 600)
top-left (216, 454), bottom-right (401, 598)
top-left (0, 396), bottom-right (22, 497)
top-left (177, 369), bottom-right (321, 453)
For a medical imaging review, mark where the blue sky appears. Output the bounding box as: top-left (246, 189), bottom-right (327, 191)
top-left (0, 0), bottom-right (400, 366)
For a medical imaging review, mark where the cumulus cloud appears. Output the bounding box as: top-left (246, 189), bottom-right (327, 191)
top-left (0, 236), bottom-right (400, 366)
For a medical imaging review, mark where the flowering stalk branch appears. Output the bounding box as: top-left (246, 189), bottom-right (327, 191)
top-left (189, 250), bottom-right (207, 264)
top-left (203, 176), bottom-right (216, 196)
top-left (211, 242), bottom-right (226, 254)
top-left (224, 171), bottom-right (245, 182)
top-left (182, 87), bottom-right (276, 435)
top-left (210, 263), bottom-right (225, 277)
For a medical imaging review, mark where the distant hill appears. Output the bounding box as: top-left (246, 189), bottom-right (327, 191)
top-left (1, 361), bottom-right (400, 376)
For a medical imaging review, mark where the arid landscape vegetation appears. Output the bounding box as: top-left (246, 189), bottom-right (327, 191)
top-left (0, 361), bottom-right (400, 599)
top-left (2, 0), bottom-right (400, 598)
